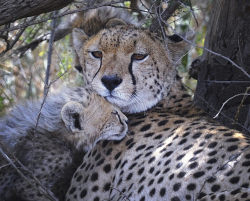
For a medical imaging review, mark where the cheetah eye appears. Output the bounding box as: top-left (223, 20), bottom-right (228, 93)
top-left (131, 53), bottom-right (148, 61)
top-left (90, 51), bottom-right (103, 59)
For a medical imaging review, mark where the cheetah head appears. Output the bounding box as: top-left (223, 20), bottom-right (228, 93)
top-left (61, 96), bottom-right (127, 151)
top-left (73, 21), bottom-right (192, 113)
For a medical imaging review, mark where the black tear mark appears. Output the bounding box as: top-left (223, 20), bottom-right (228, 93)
top-left (128, 60), bottom-right (136, 85)
top-left (72, 113), bottom-right (81, 130)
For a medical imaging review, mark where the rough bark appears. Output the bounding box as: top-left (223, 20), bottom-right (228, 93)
top-left (194, 0), bottom-right (250, 134)
top-left (0, 0), bottom-right (73, 26)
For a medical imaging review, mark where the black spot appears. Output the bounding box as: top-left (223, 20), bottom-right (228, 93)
top-left (139, 176), bottom-right (146, 183)
top-left (163, 151), bottom-right (173, 158)
top-left (193, 171), bottom-right (205, 178)
top-left (205, 134), bottom-right (213, 139)
top-left (187, 183), bottom-right (196, 191)
top-left (211, 184), bottom-right (220, 192)
top-left (178, 138), bottom-right (187, 145)
top-left (226, 138), bottom-right (239, 142)
top-left (92, 186), bottom-right (99, 192)
top-left (126, 138), bottom-right (134, 146)
top-left (157, 177), bottom-right (164, 184)
top-left (183, 144), bottom-right (193, 150)
top-left (140, 124), bottom-right (151, 132)
top-left (158, 120), bottom-right (168, 126)
top-left (207, 176), bottom-right (216, 183)
top-left (138, 185), bottom-right (144, 193)
top-left (68, 187), bottom-right (76, 194)
top-left (177, 171), bottom-right (186, 178)
top-left (76, 175), bottom-right (83, 182)
top-left (223, 132), bottom-right (233, 137)
top-left (185, 194), bottom-right (191, 200)
top-left (208, 150), bottom-right (217, 156)
top-left (148, 179), bottom-right (154, 186)
top-left (208, 142), bottom-right (217, 148)
top-left (176, 154), bottom-right (185, 161)
top-left (171, 197), bottom-right (181, 201)
top-left (103, 164), bottom-right (111, 173)
top-left (106, 148), bottom-right (112, 155)
top-left (138, 167), bottom-right (144, 175)
top-left (159, 188), bottom-right (166, 197)
top-left (242, 161), bottom-right (250, 166)
top-left (173, 183), bottom-right (181, 191)
top-left (192, 132), bottom-right (202, 139)
top-left (144, 132), bottom-right (154, 138)
top-left (136, 144), bottom-right (146, 151)
top-left (130, 121), bottom-right (144, 127)
top-left (80, 189), bottom-right (87, 198)
top-left (227, 145), bottom-right (238, 152)
top-left (189, 162), bottom-right (198, 169)
top-left (245, 153), bottom-right (250, 159)
top-left (231, 188), bottom-right (241, 195)
top-left (149, 188), bottom-right (155, 197)
top-left (140, 196), bottom-right (145, 201)
top-left (91, 172), bottom-right (98, 182)
top-left (207, 158), bottom-right (217, 164)
top-left (154, 134), bottom-right (162, 140)
top-left (229, 176), bottom-right (240, 184)
top-left (219, 194), bottom-right (225, 201)
top-left (149, 167), bottom-right (154, 173)
top-left (148, 156), bottom-right (155, 164)
top-left (103, 182), bottom-right (111, 191)
top-left (174, 120), bottom-right (185, 124)
top-left (169, 173), bottom-right (174, 180)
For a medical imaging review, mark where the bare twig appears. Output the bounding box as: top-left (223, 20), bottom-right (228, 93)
top-left (203, 80), bottom-right (250, 84)
top-left (234, 87), bottom-right (250, 123)
top-left (44, 12), bottom-right (57, 95)
top-left (213, 93), bottom-right (250, 119)
top-left (184, 84), bottom-right (250, 133)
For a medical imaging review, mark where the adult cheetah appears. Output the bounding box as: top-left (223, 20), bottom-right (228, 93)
top-left (0, 87), bottom-right (127, 201)
top-left (65, 21), bottom-right (250, 201)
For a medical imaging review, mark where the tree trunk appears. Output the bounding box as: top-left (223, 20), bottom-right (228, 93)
top-left (194, 0), bottom-right (250, 134)
top-left (0, 0), bottom-right (73, 26)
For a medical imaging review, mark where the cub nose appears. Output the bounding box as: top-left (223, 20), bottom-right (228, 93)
top-left (101, 75), bottom-right (122, 91)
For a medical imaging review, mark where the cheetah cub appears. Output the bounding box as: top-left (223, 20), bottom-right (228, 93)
top-left (0, 87), bottom-right (127, 201)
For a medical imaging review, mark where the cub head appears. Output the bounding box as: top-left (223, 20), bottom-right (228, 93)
top-left (61, 96), bottom-right (127, 151)
top-left (72, 21), bottom-right (192, 113)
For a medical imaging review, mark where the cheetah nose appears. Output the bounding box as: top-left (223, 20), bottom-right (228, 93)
top-left (101, 75), bottom-right (122, 91)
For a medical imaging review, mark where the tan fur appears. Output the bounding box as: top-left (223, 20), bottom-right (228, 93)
top-left (72, 25), bottom-right (191, 113)
top-left (0, 89), bottom-right (127, 201)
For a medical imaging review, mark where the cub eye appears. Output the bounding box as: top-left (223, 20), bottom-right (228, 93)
top-left (131, 53), bottom-right (148, 61)
top-left (91, 51), bottom-right (103, 59)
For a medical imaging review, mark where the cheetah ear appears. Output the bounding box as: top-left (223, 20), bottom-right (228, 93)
top-left (106, 18), bottom-right (127, 28)
top-left (61, 101), bottom-right (84, 132)
top-left (167, 31), bottom-right (195, 65)
top-left (72, 28), bottom-right (89, 54)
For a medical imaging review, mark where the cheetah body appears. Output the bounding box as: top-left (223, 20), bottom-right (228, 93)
top-left (66, 24), bottom-right (250, 201)
top-left (0, 87), bottom-right (127, 201)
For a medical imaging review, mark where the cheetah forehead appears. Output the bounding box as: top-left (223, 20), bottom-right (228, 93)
top-left (85, 26), bottom-right (160, 54)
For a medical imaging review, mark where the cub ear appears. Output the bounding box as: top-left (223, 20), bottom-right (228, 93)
top-left (72, 28), bottom-right (89, 54)
top-left (61, 101), bottom-right (84, 132)
top-left (106, 18), bottom-right (127, 28)
top-left (167, 31), bottom-right (195, 64)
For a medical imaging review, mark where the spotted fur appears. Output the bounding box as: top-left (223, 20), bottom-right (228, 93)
top-left (66, 22), bottom-right (250, 201)
top-left (0, 87), bottom-right (127, 201)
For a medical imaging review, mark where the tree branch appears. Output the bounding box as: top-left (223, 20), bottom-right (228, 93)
top-left (149, 1), bottom-right (181, 33)
top-left (0, 0), bottom-right (73, 26)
